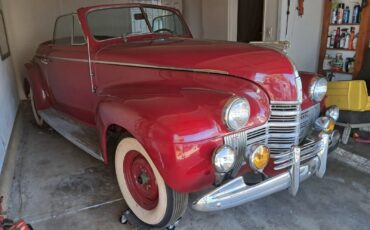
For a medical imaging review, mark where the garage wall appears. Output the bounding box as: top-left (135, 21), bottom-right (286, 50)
top-left (264, 0), bottom-right (279, 41)
top-left (0, 1), bottom-right (19, 171)
top-left (182, 0), bottom-right (237, 41)
top-left (201, 0), bottom-right (228, 40)
top-left (182, 0), bottom-right (202, 38)
top-left (277, 0), bottom-right (324, 72)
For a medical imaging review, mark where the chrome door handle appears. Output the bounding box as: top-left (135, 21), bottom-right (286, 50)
top-left (40, 57), bottom-right (49, 65)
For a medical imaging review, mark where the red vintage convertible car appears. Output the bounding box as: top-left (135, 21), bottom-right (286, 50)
top-left (25, 3), bottom-right (340, 228)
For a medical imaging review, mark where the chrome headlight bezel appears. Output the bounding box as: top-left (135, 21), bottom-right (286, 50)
top-left (309, 77), bottom-right (328, 103)
top-left (223, 97), bottom-right (251, 131)
top-left (212, 145), bottom-right (236, 173)
top-left (325, 106), bottom-right (340, 121)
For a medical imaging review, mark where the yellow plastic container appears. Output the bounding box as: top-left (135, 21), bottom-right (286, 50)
top-left (326, 80), bottom-right (370, 112)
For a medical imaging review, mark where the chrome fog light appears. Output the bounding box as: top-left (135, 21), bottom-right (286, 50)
top-left (213, 146), bottom-right (236, 173)
top-left (325, 106), bottom-right (340, 121)
top-left (314, 117), bottom-right (335, 133)
top-left (245, 145), bottom-right (270, 172)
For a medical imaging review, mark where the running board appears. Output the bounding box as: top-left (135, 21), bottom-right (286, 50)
top-left (38, 108), bottom-right (104, 161)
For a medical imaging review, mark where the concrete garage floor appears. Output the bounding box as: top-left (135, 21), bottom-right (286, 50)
top-left (5, 103), bottom-right (370, 230)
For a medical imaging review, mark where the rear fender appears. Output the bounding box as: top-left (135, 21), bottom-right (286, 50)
top-left (24, 62), bottom-right (50, 110)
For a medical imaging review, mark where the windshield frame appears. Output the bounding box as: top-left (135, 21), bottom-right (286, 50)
top-left (83, 4), bottom-right (192, 44)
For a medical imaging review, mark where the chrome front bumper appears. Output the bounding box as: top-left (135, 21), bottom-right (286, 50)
top-left (192, 133), bottom-right (330, 212)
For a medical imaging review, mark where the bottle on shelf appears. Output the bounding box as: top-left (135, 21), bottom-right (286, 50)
top-left (331, 6), bottom-right (337, 24)
top-left (353, 33), bottom-right (359, 49)
top-left (348, 56), bottom-right (355, 73)
top-left (332, 53), bottom-right (344, 71)
top-left (343, 6), bottom-right (350, 24)
top-left (353, 3), bottom-right (361, 23)
top-left (340, 28), bottom-right (347, 48)
top-left (329, 29), bottom-right (336, 48)
top-left (337, 3), bottom-right (345, 24)
top-left (349, 27), bottom-right (355, 50)
top-left (344, 31), bottom-right (350, 49)
top-left (334, 27), bottom-right (341, 48)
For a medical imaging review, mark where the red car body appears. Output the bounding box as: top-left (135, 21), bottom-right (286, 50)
top-left (25, 4), bottom-right (332, 198)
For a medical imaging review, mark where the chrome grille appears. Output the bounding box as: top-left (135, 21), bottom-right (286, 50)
top-left (225, 102), bottom-right (320, 175)
top-left (272, 138), bottom-right (321, 170)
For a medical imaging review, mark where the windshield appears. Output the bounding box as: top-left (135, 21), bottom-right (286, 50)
top-left (87, 6), bottom-right (188, 41)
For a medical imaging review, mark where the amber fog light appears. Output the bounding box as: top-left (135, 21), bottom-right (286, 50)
top-left (245, 145), bottom-right (270, 172)
top-left (213, 146), bottom-right (236, 173)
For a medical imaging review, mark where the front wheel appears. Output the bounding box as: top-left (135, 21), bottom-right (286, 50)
top-left (115, 137), bottom-right (188, 228)
top-left (29, 89), bottom-right (44, 127)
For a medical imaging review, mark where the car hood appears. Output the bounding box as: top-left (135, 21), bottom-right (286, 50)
top-left (96, 38), bottom-right (300, 101)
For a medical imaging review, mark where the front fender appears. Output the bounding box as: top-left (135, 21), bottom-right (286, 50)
top-left (24, 62), bottom-right (50, 109)
top-left (96, 80), bottom-right (270, 192)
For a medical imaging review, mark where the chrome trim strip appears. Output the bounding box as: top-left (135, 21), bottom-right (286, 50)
top-left (38, 55), bottom-right (229, 75)
top-left (295, 76), bottom-right (303, 103)
top-left (270, 101), bottom-right (300, 105)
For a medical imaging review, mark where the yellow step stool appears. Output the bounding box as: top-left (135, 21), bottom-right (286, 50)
top-left (326, 80), bottom-right (370, 112)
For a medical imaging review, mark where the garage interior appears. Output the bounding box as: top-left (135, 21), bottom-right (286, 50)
top-left (0, 0), bottom-right (369, 229)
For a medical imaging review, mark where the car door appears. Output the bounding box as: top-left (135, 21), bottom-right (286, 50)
top-left (46, 14), bottom-right (97, 124)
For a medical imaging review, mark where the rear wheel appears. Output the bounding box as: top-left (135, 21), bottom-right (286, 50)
top-left (115, 137), bottom-right (188, 228)
top-left (29, 89), bottom-right (44, 127)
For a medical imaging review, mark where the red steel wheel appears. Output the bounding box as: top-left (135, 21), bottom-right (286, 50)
top-left (123, 150), bottom-right (159, 210)
top-left (115, 137), bottom-right (188, 228)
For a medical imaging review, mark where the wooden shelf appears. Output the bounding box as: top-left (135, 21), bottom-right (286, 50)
top-left (319, 1), bottom-right (370, 79)
top-left (326, 48), bottom-right (356, 51)
top-left (322, 69), bottom-right (352, 75)
top-left (329, 23), bottom-right (360, 26)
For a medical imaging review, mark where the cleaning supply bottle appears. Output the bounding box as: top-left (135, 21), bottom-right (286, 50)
top-left (344, 30), bottom-right (350, 49)
top-left (343, 6), bottom-right (350, 24)
top-left (330, 30), bottom-right (336, 48)
top-left (337, 3), bottom-right (345, 24)
top-left (353, 33), bottom-right (359, 49)
top-left (334, 27), bottom-right (341, 48)
top-left (353, 3), bottom-right (361, 23)
top-left (340, 29), bottom-right (347, 48)
top-left (349, 27), bottom-right (355, 50)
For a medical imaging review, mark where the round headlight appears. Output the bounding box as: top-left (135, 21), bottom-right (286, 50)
top-left (309, 77), bottom-right (328, 102)
top-left (223, 97), bottom-right (250, 131)
top-left (213, 146), bottom-right (236, 173)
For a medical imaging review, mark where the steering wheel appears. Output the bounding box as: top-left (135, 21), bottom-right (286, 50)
top-left (154, 28), bottom-right (174, 34)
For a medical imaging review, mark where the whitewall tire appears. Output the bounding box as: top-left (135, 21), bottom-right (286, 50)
top-left (115, 137), bottom-right (188, 228)
top-left (29, 89), bottom-right (44, 127)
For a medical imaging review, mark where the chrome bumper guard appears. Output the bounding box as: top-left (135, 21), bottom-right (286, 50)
top-left (192, 133), bottom-right (330, 212)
